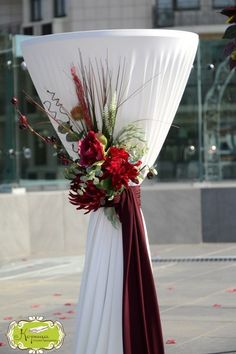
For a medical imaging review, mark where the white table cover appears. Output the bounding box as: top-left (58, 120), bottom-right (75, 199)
top-left (21, 29), bottom-right (198, 354)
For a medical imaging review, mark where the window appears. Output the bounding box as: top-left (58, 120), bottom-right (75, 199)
top-left (42, 23), bottom-right (52, 35)
top-left (54, 0), bottom-right (66, 17)
top-left (156, 0), bottom-right (173, 10)
top-left (174, 0), bottom-right (200, 10)
top-left (154, 0), bottom-right (174, 27)
top-left (213, 0), bottom-right (236, 8)
top-left (30, 0), bottom-right (42, 21)
top-left (23, 27), bottom-right (33, 35)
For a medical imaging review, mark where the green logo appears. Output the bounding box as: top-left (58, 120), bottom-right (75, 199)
top-left (6, 316), bottom-right (65, 353)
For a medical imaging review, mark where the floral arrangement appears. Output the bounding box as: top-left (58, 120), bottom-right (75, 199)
top-left (221, 6), bottom-right (236, 69)
top-left (12, 55), bottom-right (156, 226)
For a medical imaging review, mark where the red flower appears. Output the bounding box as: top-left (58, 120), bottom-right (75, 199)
top-left (102, 146), bottom-right (141, 191)
top-left (78, 131), bottom-right (105, 167)
top-left (71, 66), bottom-right (93, 130)
top-left (69, 175), bottom-right (106, 213)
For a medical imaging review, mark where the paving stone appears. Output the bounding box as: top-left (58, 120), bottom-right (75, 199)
top-left (0, 243), bottom-right (236, 353)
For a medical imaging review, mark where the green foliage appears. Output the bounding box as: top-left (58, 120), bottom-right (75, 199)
top-left (58, 122), bottom-right (71, 134)
top-left (103, 207), bottom-right (120, 229)
top-left (115, 122), bottom-right (148, 161)
top-left (66, 131), bottom-right (83, 142)
top-left (58, 122), bottom-right (83, 142)
top-left (64, 163), bottom-right (80, 180)
top-left (102, 92), bottom-right (118, 145)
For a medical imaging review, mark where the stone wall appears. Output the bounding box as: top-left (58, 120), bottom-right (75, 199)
top-left (1, 183), bottom-right (236, 261)
top-left (0, 190), bottom-right (89, 262)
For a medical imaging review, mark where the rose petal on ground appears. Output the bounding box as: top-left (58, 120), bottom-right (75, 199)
top-left (53, 312), bottom-right (62, 315)
top-left (212, 304), bottom-right (222, 308)
top-left (226, 288), bottom-right (236, 293)
top-left (0, 342), bottom-right (6, 346)
top-left (31, 304), bottom-right (40, 308)
top-left (58, 316), bottom-right (70, 320)
top-left (53, 293), bottom-right (62, 296)
top-left (64, 303), bottom-right (72, 306)
top-left (3, 316), bottom-right (13, 320)
top-left (66, 310), bottom-right (75, 314)
top-left (166, 338), bottom-right (176, 344)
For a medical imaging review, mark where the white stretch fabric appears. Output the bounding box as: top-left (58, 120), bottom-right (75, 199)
top-left (21, 30), bottom-right (198, 354)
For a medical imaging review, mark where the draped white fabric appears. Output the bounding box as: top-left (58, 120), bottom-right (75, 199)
top-left (21, 29), bottom-right (198, 354)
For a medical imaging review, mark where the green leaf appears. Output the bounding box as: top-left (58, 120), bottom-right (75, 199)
top-left (104, 207), bottom-right (120, 229)
top-left (64, 168), bottom-right (76, 180)
top-left (66, 131), bottom-right (83, 142)
top-left (99, 178), bottom-right (112, 191)
top-left (58, 123), bottom-right (70, 134)
top-left (223, 25), bottom-right (236, 39)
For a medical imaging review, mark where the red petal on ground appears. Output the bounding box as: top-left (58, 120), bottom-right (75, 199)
top-left (53, 293), bottom-right (62, 296)
top-left (64, 303), bottom-right (73, 306)
top-left (226, 288), bottom-right (236, 293)
top-left (212, 304), bottom-right (222, 308)
top-left (0, 342), bottom-right (6, 346)
top-left (31, 304), bottom-right (40, 308)
top-left (53, 312), bottom-right (62, 315)
top-left (166, 338), bottom-right (176, 344)
top-left (66, 310), bottom-right (75, 314)
top-left (3, 316), bottom-right (13, 320)
top-left (58, 316), bottom-right (70, 320)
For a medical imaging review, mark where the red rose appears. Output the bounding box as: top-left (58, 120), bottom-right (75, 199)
top-left (102, 146), bottom-right (141, 191)
top-left (69, 174), bottom-right (106, 213)
top-left (78, 130), bottom-right (105, 167)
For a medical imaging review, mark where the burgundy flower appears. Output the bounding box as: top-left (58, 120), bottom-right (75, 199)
top-left (71, 66), bottom-right (93, 130)
top-left (69, 174), bottom-right (106, 213)
top-left (102, 146), bottom-right (141, 191)
top-left (78, 130), bottom-right (105, 167)
top-left (221, 7), bottom-right (236, 23)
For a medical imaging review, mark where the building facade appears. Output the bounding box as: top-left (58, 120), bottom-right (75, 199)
top-left (154, 0), bottom-right (232, 37)
top-left (0, 1), bottom-right (22, 34)
top-left (1, 0), bottom-right (235, 36)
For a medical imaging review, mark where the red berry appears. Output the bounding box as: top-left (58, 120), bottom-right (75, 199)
top-left (11, 97), bottom-right (18, 105)
top-left (19, 114), bottom-right (28, 129)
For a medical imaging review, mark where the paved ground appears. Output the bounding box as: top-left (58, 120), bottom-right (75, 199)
top-left (1, 243), bottom-right (236, 354)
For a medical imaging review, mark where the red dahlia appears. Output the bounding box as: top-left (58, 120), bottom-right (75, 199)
top-left (69, 175), bottom-right (106, 213)
top-left (102, 146), bottom-right (141, 191)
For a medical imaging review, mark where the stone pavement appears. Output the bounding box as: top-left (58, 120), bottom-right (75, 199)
top-left (0, 243), bottom-right (236, 354)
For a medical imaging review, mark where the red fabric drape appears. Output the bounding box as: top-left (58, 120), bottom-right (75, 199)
top-left (114, 186), bottom-right (165, 354)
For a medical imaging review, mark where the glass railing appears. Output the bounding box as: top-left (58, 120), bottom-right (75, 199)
top-left (0, 34), bottom-right (236, 189)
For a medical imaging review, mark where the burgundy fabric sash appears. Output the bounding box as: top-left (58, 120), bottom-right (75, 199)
top-left (114, 186), bottom-right (165, 354)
